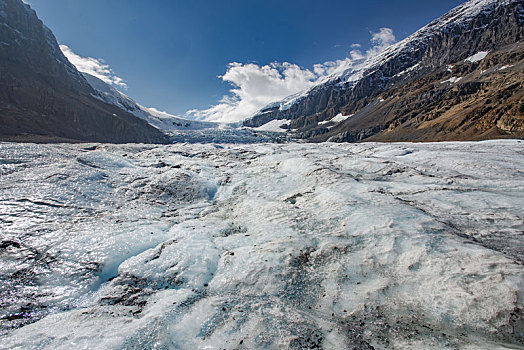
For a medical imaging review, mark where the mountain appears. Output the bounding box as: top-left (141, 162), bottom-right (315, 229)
top-left (84, 73), bottom-right (293, 143)
top-left (83, 73), bottom-right (230, 132)
top-left (244, 0), bottom-right (524, 142)
top-left (0, 0), bottom-right (169, 143)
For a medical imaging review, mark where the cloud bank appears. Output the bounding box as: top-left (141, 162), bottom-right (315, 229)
top-left (186, 62), bottom-right (319, 122)
top-left (60, 45), bottom-right (127, 88)
top-left (187, 28), bottom-right (396, 123)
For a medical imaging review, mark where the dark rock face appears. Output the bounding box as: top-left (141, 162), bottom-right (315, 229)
top-left (244, 0), bottom-right (524, 142)
top-left (0, 0), bottom-right (168, 143)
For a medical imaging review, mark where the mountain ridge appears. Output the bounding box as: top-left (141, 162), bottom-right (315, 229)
top-left (83, 73), bottom-right (233, 132)
top-left (244, 0), bottom-right (524, 142)
top-left (1, 0), bottom-right (521, 144)
top-left (0, 0), bottom-right (169, 143)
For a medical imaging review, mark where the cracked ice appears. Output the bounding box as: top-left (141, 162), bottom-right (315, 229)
top-left (0, 140), bottom-right (523, 349)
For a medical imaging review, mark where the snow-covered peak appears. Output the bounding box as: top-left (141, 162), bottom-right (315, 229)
top-left (83, 73), bottom-right (232, 132)
top-left (84, 73), bottom-right (136, 111)
top-left (334, 0), bottom-right (503, 82)
top-left (250, 0), bottom-right (512, 119)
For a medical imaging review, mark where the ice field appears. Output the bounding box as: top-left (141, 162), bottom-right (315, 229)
top-left (0, 140), bottom-right (523, 349)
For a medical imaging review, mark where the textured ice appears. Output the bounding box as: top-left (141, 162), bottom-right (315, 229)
top-left (0, 140), bottom-right (523, 349)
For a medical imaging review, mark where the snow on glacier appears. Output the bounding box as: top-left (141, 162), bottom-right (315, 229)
top-left (0, 140), bottom-right (523, 349)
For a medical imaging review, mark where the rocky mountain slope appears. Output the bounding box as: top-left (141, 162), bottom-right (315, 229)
top-left (84, 73), bottom-right (291, 144)
top-left (0, 0), bottom-right (168, 143)
top-left (84, 73), bottom-right (226, 132)
top-left (244, 0), bottom-right (524, 142)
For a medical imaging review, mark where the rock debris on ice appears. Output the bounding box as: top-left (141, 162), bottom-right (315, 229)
top-left (0, 140), bottom-right (523, 349)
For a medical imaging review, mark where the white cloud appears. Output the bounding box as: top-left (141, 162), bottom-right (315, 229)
top-left (369, 27), bottom-right (396, 53)
top-left (313, 58), bottom-right (353, 77)
top-left (348, 28), bottom-right (397, 62)
top-left (371, 27), bottom-right (396, 47)
top-left (186, 62), bottom-right (319, 122)
top-left (187, 28), bottom-right (397, 123)
top-left (350, 50), bottom-right (365, 60)
top-left (60, 45), bottom-right (127, 88)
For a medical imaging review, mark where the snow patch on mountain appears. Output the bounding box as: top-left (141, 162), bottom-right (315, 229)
top-left (254, 119), bottom-right (291, 132)
top-left (441, 76), bottom-right (463, 84)
top-left (333, 113), bottom-right (354, 123)
top-left (319, 113), bottom-right (355, 128)
top-left (394, 63), bottom-right (421, 78)
top-left (465, 51), bottom-right (490, 63)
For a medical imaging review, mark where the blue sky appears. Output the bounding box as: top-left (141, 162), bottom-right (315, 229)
top-left (27, 0), bottom-right (464, 121)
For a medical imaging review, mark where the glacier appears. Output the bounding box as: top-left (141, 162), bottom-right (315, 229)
top-left (0, 140), bottom-right (523, 349)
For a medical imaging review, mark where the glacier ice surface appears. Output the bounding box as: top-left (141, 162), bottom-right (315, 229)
top-left (0, 140), bottom-right (523, 349)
